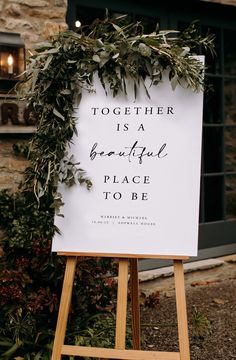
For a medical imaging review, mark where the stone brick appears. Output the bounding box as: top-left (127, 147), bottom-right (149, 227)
top-left (28, 8), bottom-right (66, 19)
top-left (201, 0), bottom-right (236, 5)
top-left (0, 18), bottom-right (6, 28)
top-left (0, 158), bottom-right (10, 169)
top-left (42, 21), bottom-right (68, 39)
top-left (5, 18), bottom-right (33, 30)
top-left (5, 3), bottom-right (22, 16)
top-left (0, 141), bottom-right (15, 156)
top-left (10, 158), bottom-right (28, 172)
top-left (54, 0), bottom-right (67, 6)
top-left (0, 139), bottom-right (28, 191)
top-left (9, 0), bottom-right (49, 7)
top-left (21, 31), bottom-right (40, 46)
top-left (0, 1), bottom-right (68, 191)
top-left (0, 172), bottom-right (24, 191)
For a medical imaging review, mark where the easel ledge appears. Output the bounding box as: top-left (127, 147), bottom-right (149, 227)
top-left (52, 254), bottom-right (190, 360)
top-left (57, 251), bottom-right (189, 260)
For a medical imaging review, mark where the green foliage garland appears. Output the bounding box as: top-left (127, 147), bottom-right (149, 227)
top-left (20, 19), bottom-right (214, 210)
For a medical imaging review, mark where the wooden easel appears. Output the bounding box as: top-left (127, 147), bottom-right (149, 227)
top-left (51, 253), bottom-right (190, 360)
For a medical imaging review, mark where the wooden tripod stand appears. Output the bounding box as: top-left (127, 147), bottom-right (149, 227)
top-left (51, 254), bottom-right (190, 360)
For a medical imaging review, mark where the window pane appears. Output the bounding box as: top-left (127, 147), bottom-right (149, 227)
top-left (203, 77), bottom-right (222, 124)
top-left (204, 176), bottom-right (224, 222)
top-left (225, 126), bottom-right (236, 172)
top-left (203, 127), bottom-right (223, 173)
top-left (225, 175), bottom-right (236, 219)
top-left (135, 15), bottom-right (159, 33)
top-left (224, 29), bottom-right (236, 76)
top-left (76, 6), bottom-right (106, 26)
top-left (224, 79), bottom-right (236, 125)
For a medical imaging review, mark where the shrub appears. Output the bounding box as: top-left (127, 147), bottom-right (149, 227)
top-left (0, 147), bottom-right (118, 359)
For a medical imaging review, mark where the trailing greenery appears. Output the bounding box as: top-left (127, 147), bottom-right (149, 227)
top-left (20, 19), bottom-right (214, 210)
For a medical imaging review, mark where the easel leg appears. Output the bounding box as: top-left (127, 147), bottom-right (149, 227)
top-left (51, 256), bottom-right (77, 360)
top-left (115, 259), bottom-right (129, 349)
top-left (174, 260), bottom-right (190, 360)
top-left (130, 258), bottom-right (140, 350)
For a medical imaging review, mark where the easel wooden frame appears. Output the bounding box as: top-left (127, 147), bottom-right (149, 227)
top-left (51, 253), bottom-right (190, 360)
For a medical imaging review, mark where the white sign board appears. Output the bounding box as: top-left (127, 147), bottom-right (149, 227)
top-left (52, 69), bottom-right (204, 257)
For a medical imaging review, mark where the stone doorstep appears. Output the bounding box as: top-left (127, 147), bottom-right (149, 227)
top-left (218, 253), bottom-right (236, 263)
top-left (138, 258), bottom-right (225, 283)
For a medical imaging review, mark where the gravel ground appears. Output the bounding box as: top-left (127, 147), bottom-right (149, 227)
top-left (141, 278), bottom-right (236, 360)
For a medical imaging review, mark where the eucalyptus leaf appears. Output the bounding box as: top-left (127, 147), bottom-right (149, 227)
top-left (42, 47), bottom-right (60, 55)
top-left (170, 74), bottom-right (179, 91)
top-left (60, 89), bottom-right (71, 95)
top-left (92, 54), bottom-right (101, 63)
top-left (53, 108), bottom-right (65, 121)
top-left (34, 41), bottom-right (53, 51)
top-left (42, 55), bottom-right (53, 71)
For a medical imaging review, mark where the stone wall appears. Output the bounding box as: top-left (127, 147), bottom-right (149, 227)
top-left (0, 0), bottom-right (68, 50)
top-left (0, 138), bottom-right (28, 191)
top-left (0, 0), bottom-right (68, 192)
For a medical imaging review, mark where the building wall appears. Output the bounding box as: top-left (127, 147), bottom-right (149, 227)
top-left (0, 138), bottom-right (28, 190)
top-left (0, 0), bottom-right (68, 49)
top-left (0, 0), bottom-right (68, 191)
top-left (202, 0), bottom-right (236, 5)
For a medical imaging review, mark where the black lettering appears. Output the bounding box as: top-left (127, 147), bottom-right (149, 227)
top-left (145, 107), bottom-right (153, 115)
top-left (114, 192), bottom-right (122, 200)
top-left (104, 175), bottom-right (110, 183)
top-left (103, 191), bottom-right (111, 199)
top-left (101, 107), bottom-right (109, 115)
top-left (113, 107), bottom-right (121, 115)
top-left (157, 107), bottom-right (164, 114)
top-left (91, 107), bottom-right (99, 115)
top-left (157, 143), bottom-right (168, 158)
top-left (137, 123), bottom-right (145, 131)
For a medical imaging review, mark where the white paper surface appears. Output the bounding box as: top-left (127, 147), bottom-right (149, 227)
top-left (52, 65), bottom-right (204, 257)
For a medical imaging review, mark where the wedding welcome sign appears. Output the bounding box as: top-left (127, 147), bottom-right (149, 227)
top-left (52, 67), bottom-right (204, 257)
